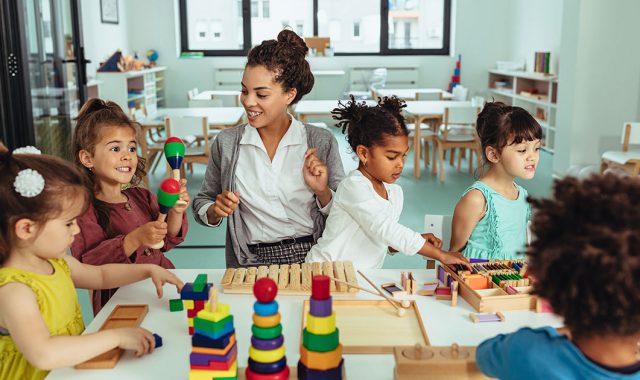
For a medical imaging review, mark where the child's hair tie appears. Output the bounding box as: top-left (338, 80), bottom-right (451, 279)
top-left (13, 145), bottom-right (42, 155)
top-left (14, 169), bottom-right (45, 198)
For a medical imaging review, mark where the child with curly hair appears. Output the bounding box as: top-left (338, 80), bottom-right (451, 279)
top-left (477, 174), bottom-right (640, 379)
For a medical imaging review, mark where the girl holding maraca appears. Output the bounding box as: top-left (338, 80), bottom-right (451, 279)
top-left (71, 99), bottom-right (190, 314)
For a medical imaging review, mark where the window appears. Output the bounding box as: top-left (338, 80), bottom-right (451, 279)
top-left (179, 0), bottom-right (450, 56)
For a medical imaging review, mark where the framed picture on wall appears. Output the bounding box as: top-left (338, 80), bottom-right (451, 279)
top-left (100, 0), bottom-right (118, 24)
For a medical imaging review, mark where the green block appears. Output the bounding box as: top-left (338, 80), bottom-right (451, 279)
top-left (193, 273), bottom-right (208, 292)
top-left (194, 315), bottom-right (233, 334)
top-left (169, 299), bottom-right (183, 312)
top-left (251, 324), bottom-right (282, 340)
top-left (303, 327), bottom-right (340, 352)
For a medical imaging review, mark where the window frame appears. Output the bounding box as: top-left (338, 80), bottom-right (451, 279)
top-left (179, 0), bottom-right (451, 57)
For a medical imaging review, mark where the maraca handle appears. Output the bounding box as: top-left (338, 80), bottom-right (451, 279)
top-left (172, 168), bottom-right (180, 180)
top-left (149, 213), bottom-right (167, 249)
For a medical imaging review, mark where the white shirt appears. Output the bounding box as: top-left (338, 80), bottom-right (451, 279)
top-left (198, 116), bottom-right (331, 243)
top-left (306, 170), bottom-right (426, 269)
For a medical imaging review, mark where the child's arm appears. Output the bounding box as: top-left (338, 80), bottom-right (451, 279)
top-left (450, 189), bottom-right (486, 252)
top-left (166, 179), bottom-right (190, 238)
top-left (64, 255), bottom-right (183, 298)
top-left (0, 283), bottom-right (155, 370)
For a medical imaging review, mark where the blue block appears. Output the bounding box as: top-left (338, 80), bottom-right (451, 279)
top-left (194, 321), bottom-right (234, 340)
top-left (180, 282), bottom-right (212, 300)
top-left (454, 68), bottom-right (460, 76)
top-left (253, 301), bottom-right (278, 316)
top-left (192, 330), bottom-right (235, 349)
top-left (298, 359), bottom-right (344, 379)
top-left (153, 333), bottom-right (163, 348)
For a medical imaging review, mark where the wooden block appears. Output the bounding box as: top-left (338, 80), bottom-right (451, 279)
top-left (221, 268), bottom-right (236, 287)
top-left (333, 261), bottom-right (347, 292)
top-left (268, 265), bottom-right (280, 283)
top-left (193, 274), bottom-right (208, 292)
top-left (343, 261), bottom-right (358, 293)
top-left (469, 312), bottom-right (505, 323)
top-left (75, 305), bottom-right (149, 369)
top-left (245, 267), bottom-right (258, 285)
top-left (393, 344), bottom-right (486, 380)
top-left (435, 287), bottom-right (452, 300)
top-left (257, 266), bottom-right (269, 280)
top-left (322, 261), bottom-right (336, 292)
top-left (425, 259), bottom-right (436, 269)
top-left (278, 264), bottom-right (290, 289)
top-left (381, 282), bottom-right (406, 298)
top-left (417, 282), bottom-right (438, 296)
top-left (312, 262), bottom-right (322, 278)
top-left (451, 281), bottom-right (458, 307)
top-left (290, 264), bottom-right (301, 291)
top-left (408, 272), bottom-right (416, 295)
top-left (232, 268), bottom-right (247, 286)
top-left (301, 263), bottom-right (312, 291)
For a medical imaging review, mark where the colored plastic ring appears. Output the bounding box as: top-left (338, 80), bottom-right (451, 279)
top-left (299, 343), bottom-right (343, 371)
top-left (254, 301), bottom-right (279, 316)
top-left (253, 312), bottom-right (281, 328)
top-left (252, 324), bottom-right (282, 340)
top-left (306, 312), bottom-right (336, 335)
top-left (248, 356), bottom-right (287, 374)
top-left (251, 335), bottom-right (284, 351)
top-left (246, 365), bottom-right (290, 380)
top-left (249, 345), bottom-right (286, 363)
top-left (297, 358), bottom-right (344, 380)
top-left (302, 327), bottom-right (339, 352)
top-left (309, 296), bottom-right (332, 317)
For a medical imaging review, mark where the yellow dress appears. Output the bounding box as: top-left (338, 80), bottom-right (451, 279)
top-left (0, 258), bottom-right (84, 380)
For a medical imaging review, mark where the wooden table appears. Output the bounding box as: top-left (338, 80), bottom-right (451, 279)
top-left (293, 100), bottom-right (377, 123)
top-left (48, 268), bottom-right (560, 380)
top-left (375, 88), bottom-right (454, 101)
top-left (404, 101), bottom-right (473, 178)
top-left (189, 90), bottom-right (242, 107)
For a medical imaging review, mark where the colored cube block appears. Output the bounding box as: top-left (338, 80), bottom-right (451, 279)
top-left (153, 333), bottom-right (163, 348)
top-left (195, 320), bottom-right (234, 340)
top-left (194, 315), bottom-right (233, 335)
top-left (192, 330), bottom-right (235, 350)
top-left (184, 299), bottom-right (195, 309)
top-left (193, 273), bottom-right (208, 292)
top-left (169, 298), bottom-right (184, 312)
top-left (181, 282), bottom-right (213, 301)
top-left (196, 303), bottom-right (230, 323)
top-left (188, 360), bottom-right (237, 380)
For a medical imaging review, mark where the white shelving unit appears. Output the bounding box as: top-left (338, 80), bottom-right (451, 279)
top-left (97, 66), bottom-right (166, 115)
top-left (488, 69), bottom-right (558, 153)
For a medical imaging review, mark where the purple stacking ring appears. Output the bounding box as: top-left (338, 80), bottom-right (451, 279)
top-left (310, 296), bottom-right (332, 317)
top-left (251, 334), bottom-right (284, 351)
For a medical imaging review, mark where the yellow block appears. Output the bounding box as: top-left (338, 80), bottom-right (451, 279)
top-left (300, 344), bottom-right (343, 371)
top-left (306, 312), bottom-right (336, 335)
top-left (184, 299), bottom-right (194, 309)
top-left (252, 312), bottom-right (281, 328)
top-left (188, 317), bottom-right (193, 327)
top-left (249, 345), bottom-right (286, 363)
top-left (189, 361), bottom-right (237, 380)
top-left (196, 303), bottom-right (230, 323)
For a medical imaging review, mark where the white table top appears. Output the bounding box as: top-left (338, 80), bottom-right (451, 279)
top-left (48, 269), bottom-right (561, 380)
top-left (294, 100), bottom-right (378, 115)
top-left (142, 107), bottom-right (245, 126)
top-left (404, 100), bottom-right (474, 118)
top-left (376, 88), bottom-right (454, 100)
top-left (191, 90), bottom-right (241, 101)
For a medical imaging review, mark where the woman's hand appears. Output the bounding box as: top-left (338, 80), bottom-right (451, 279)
top-left (303, 148), bottom-right (329, 195)
top-left (211, 191), bottom-right (240, 218)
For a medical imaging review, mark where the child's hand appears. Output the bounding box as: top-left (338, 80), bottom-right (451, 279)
top-left (148, 265), bottom-right (184, 298)
top-left (133, 221), bottom-right (168, 247)
top-left (212, 191), bottom-right (240, 218)
top-left (303, 148), bottom-right (329, 195)
top-left (440, 251), bottom-right (472, 270)
top-left (114, 327), bottom-right (156, 357)
top-left (171, 179), bottom-right (190, 214)
top-left (421, 233), bottom-right (443, 249)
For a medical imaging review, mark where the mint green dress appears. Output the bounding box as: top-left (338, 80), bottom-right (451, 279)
top-left (461, 181), bottom-right (531, 260)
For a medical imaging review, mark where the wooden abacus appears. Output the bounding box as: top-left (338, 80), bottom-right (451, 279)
top-left (221, 261), bottom-right (359, 296)
top-left (439, 259), bottom-right (536, 312)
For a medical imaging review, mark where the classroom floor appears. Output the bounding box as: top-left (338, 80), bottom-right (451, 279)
top-left (76, 125), bottom-right (554, 324)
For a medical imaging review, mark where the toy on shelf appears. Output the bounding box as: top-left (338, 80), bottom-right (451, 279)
top-left (246, 277), bottom-right (289, 379)
top-left (440, 260), bottom-right (535, 312)
top-left (75, 305), bottom-right (149, 369)
top-left (298, 275), bottom-right (345, 380)
top-left (393, 343), bottom-right (487, 380)
top-left (180, 273), bottom-right (213, 335)
top-left (448, 54), bottom-right (462, 92)
top-left (221, 261), bottom-right (359, 296)
top-left (401, 272), bottom-right (417, 295)
top-left (469, 312), bottom-right (506, 323)
top-left (149, 178), bottom-right (181, 249)
top-left (189, 287), bottom-right (238, 380)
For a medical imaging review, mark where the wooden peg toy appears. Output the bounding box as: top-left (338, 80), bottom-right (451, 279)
top-left (208, 286), bottom-right (218, 313)
top-left (417, 282), bottom-right (438, 296)
top-left (469, 312), bottom-right (505, 323)
top-left (393, 343), bottom-right (485, 379)
top-left (149, 178), bottom-right (181, 249)
top-left (451, 281), bottom-right (458, 307)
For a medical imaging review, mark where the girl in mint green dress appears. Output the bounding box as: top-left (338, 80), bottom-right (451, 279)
top-left (450, 102), bottom-right (543, 260)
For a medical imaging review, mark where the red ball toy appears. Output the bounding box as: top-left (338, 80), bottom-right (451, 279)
top-left (253, 278), bottom-right (278, 303)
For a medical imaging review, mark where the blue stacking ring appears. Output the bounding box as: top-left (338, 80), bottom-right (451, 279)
top-left (251, 335), bottom-right (284, 351)
top-left (248, 356), bottom-right (287, 374)
top-left (254, 301), bottom-right (279, 316)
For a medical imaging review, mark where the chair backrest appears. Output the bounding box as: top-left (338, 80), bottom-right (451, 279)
top-left (417, 91), bottom-right (442, 101)
top-left (622, 122), bottom-right (640, 151)
top-left (442, 106), bottom-right (479, 140)
top-left (424, 214), bottom-right (453, 251)
top-left (452, 85), bottom-right (469, 101)
top-left (164, 116), bottom-right (209, 155)
top-left (187, 88), bottom-right (200, 101)
top-left (188, 99), bottom-right (223, 108)
top-left (368, 68), bottom-right (387, 91)
top-left (129, 107), bottom-right (147, 122)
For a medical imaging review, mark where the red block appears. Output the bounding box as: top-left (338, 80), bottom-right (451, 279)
top-left (312, 275), bottom-right (330, 300)
top-left (246, 366), bottom-right (290, 380)
top-left (451, 75), bottom-right (460, 83)
top-left (194, 300), bottom-right (205, 309)
top-left (189, 326), bottom-right (194, 335)
top-left (189, 356), bottom-right (235, 371)
top-left (188, 307), bottom-right (200, 318)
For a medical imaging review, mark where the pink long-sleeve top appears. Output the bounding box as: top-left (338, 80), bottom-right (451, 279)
top-left (71, 187), bottom-right (188, 314)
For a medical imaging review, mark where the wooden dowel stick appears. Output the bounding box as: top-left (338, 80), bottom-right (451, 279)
top-left (357, 270), bottom-right (406, 317)
top-left (327, 275), bottom-right (410, 309)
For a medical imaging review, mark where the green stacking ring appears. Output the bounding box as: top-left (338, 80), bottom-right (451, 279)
top-left (251, 323), bottom-right (282, 340)
top-left (302, 327), bottom-right (340, 352)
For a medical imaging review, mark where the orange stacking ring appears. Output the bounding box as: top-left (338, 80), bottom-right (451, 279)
top-left (299, 343), bottom-right (343, 371)
top-left (252, 312), bottom-right (281, 328)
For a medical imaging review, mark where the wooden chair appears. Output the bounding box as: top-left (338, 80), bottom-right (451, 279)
top-left (601, 122), bottom-right (640, 176)
top-left (186, 88), bottom-right (199, 101)
top-left (407, 120), bottom-right (437, 168)
top-left (433, 106), bottom-right (481, 182)
top-left (130, 107), bottom-right (166, 176)
top-left (164, 116), bottom-right (210, 178)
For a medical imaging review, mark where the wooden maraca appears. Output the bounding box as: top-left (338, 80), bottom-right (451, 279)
top-left (163, 137), bottom-right (187, 206)
top-left (149, 178), bottom-right (181, 249)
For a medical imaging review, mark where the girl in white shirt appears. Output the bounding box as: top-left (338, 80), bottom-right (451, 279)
top-left (307, 96), bottom-right (470, 269)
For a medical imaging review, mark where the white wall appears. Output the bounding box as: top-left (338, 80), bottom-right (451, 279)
top-left (80, 0), bottom-right (130, 75)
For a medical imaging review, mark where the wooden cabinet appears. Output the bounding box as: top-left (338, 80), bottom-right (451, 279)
top-left (97, 67), bottom-right (166, 115)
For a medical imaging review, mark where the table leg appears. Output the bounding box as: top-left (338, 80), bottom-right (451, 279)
top-left (413, 116), bottom-right (423, 178)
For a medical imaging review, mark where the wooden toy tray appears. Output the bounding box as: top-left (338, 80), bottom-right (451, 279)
top-left (393, 345), bottom-right (487, 379)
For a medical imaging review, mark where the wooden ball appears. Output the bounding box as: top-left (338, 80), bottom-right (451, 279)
top-left (254, 278), bottom-right (278, 303)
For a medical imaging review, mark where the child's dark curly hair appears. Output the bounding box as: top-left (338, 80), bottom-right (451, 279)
top-left (332, 95), bottom-right (408, 152)
top-left (246, 29), bottom-right (314, 104)
top-left (476, 101), bottom-right (542, 162)
top-left (527, 174), bottom-right (640, 339)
